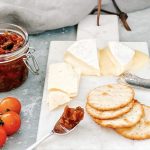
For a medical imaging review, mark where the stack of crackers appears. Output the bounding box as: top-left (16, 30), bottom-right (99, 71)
top-left (86, 84), bottom-right (150, 140)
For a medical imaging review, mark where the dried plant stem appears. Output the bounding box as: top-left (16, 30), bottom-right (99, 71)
top-left (97, 0), bottom-right (102, 26)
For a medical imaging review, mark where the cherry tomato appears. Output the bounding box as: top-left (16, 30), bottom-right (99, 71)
top-left (0, 97), bottom-right (21, 114)
top-left (0, 111), bottom-right (21, 136)
top-left (0, 126), bottom-right (7, 148)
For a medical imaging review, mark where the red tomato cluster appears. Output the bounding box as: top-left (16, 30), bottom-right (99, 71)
top-left (0, 97), bottom-right (21, 148)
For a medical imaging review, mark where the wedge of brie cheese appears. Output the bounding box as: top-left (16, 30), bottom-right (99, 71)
top-left (64, 39), bottom-right (100, 76)
top-left (128, 50), bottom-right (150, 72)
top-left (48, 62), bottom-right (80, 98)
top-left (47, 91), bottom-right (71, 111)
top-left (108, 42), bottom-right (135, 75)
top-left (99, 42), bottom-right (135, 75)
top-left (99, 42), bottom-right (149, 76)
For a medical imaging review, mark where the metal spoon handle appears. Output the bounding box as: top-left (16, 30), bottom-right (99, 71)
top-left (26, 131), bottom-right (54, 150)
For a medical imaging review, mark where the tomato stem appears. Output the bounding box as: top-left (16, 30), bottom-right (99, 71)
top-left (0, 119), bottom-right (4, 126)
top-left (6, 109), bottom-right (10, 112)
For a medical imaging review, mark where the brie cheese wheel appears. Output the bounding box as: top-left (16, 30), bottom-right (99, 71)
top-left (47, 91), bottom-right (71, 111)
top-left (48, 63), bottom-right (80, 97)
top-left (64, 39), bottom-right (100, 76)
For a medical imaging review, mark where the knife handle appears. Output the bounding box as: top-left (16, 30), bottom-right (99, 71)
top-left (119, 73), bottom-right (150, 89)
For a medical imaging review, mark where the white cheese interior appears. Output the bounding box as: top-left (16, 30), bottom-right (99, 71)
top-left (48, 62), bottom-right (80, 97)
top-left (47, 90), bottom-right (71, 111)
top-left (99, 47), bottom-right (149, 76)
top-left (64, 39), bottom-right (100, 76)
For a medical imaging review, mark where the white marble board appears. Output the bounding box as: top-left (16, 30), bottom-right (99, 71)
top-left (77, 15), bottom-right (119, 48)
top-left (37, 41), bottom-right (150, 150)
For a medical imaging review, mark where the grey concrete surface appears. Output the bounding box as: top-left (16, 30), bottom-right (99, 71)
top-left (1, 26), bottom-right (76, 150)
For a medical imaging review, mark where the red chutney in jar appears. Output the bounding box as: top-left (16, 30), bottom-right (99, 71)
top-left (0, 32), bottom-right (24, 54)
top-left (0, 32), bottom-right (28, 92)
top-left (54, 106), bottom-right (84, 134)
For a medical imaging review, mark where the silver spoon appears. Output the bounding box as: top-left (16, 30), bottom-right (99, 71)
top-left (27, 106), bottom-right (84, 150)
top-left (26, 123), bottom-right (77, 150)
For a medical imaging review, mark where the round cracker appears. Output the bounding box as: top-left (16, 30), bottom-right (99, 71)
top-left (86, 100), bottom-right (134, 120)
top-left (93, 101), bottom-right (143, 128)
top-left (87, 84), bottom-right (134, 111)
top-left (116, 105), bottom-right (150, 140)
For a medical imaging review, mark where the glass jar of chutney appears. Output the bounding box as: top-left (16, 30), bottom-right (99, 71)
top-left (0, 23), bottom-right (39, 92)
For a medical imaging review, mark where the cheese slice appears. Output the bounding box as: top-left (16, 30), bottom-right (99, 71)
top-left (48, 62), bottom-right (80, 97)
top-left (47, 90), bottom-right (71, 111)
top-left (64, 39), bottom-right (100, 76)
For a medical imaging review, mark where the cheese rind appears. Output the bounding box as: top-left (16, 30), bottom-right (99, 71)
top-left (64, 39), bottom-right (100, 76)
top-left (48, 63), bottom-right (80, 97)
top-left (108, 42), bottom-right (135, 75)
top-left (108, 42), bottom-right (135, 66)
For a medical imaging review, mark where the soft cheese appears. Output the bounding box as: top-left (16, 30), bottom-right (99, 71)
top-left (128, 50), bottom-right (150, 72)
top-left (109, 42), bottom-right (135, 66)
top-left (64, 39), bottom-right (100, 76)
top-left (48, 62), bottom-right (80, 97)
top-left (99, 42), bottom-right (149, 76)
top-left (47, 91), bottom-right (71, 111)
top-left (108, 42), bottom-right (135, 75)
top-left (99, 48), bottom-right (117, 76)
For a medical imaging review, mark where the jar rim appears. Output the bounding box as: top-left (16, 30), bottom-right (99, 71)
top-left (0, 23), bottom-right (29, 58)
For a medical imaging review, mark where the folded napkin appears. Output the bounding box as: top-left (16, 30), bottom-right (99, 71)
top-left (0, 0), bottom-right (97, 33)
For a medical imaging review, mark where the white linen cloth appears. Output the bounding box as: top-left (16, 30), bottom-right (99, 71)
top-left (0, 0), bottom-right (150, 34)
